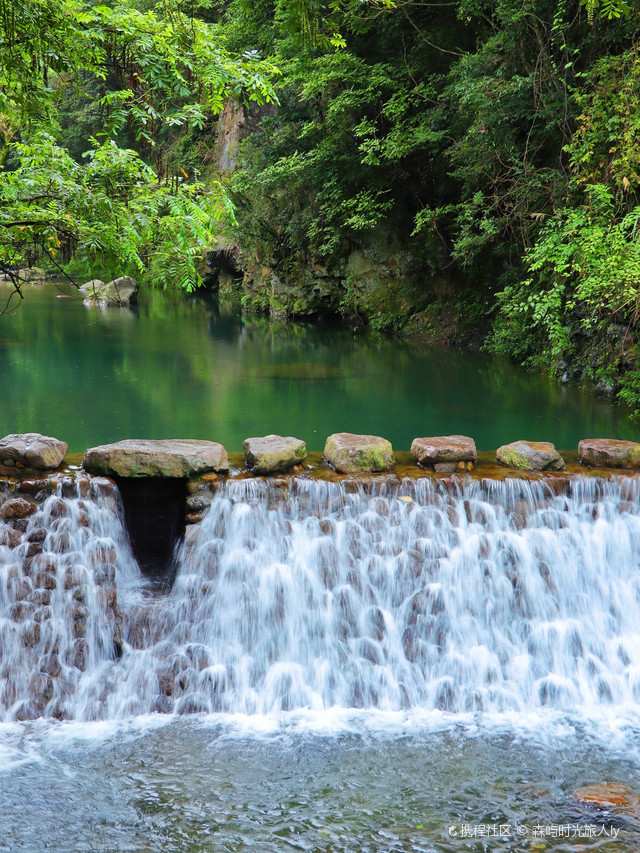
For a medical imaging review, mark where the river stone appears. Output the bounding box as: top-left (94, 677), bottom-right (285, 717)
top-left (573, 783), bottom-right (640, 817)
top-left (323, 432), bottom-right (394, 474)
top-left (243, 434), bottom-right (307, 474)
top-left (411, 435), bottom-right (477, 468)
top-left (83, 439), bottom-right (229, 478)
top-left (0, 497), bottom-right (36, 519)
top-left (83, 275), bottom-right (139, 307)
top-left (0, 433), bottom-right (67, 469)
top-left (496, 440), bottom-right (565, 471)
top-left (578, 438), bottom-right (640, 469)
top-left (14, 267), bottom-right (47, 283)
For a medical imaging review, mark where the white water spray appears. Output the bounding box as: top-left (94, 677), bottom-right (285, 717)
top-left (2, 475), bottom-right (640, 721)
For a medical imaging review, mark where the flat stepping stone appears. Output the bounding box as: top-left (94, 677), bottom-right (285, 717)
top-left (83, 439), bottom-right (228, 478)
top-left (496, 440), bottom-right (565, 471)
top-left (411, 435), bottom-right (476, 471)
top-left (243, 434), bottom-right (307, 474)
top-left (578, 438), bottom-right (640, 468)
top-left (0, 432), bottom-right (68, 470)
top-left (324, 432), bottom-right (394, 474)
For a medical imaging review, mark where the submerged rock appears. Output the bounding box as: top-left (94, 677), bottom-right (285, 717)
top-left (0, 432), bottom-right (68, 470)
top-left (324, 432), bottom-right (394, 474)
top-left (578, 438), bottom-right (640, 469)
top-left (496, 440), bottom-right (565, 471)
top-left (82, 275), bottom-right (139, 307)
top-left (411, 435), bottom-right (477, 469)
top-left (573, 783), bottom-right (640, 817)
top-left (83, 438), bottom-right (229, 478)
top-left (243, 434), bottom-right (307, 474)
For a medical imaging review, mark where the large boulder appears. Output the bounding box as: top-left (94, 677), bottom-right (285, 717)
top-left (496, 440), bottom-right (565, 471)
top-left (78, 279), bottom-right (105, 294)
top-left (83, 276), bottom-right (139, 307)
top-left (578, 438), bottom-right (640, 469)
top-left (0, 433), bottom-right (68, 470)
top-left (323, 432), bottom-right (394, 474)
top-left (83, 439), bottom-right (229, 478)
top-left (411, 435), bottom-right (477, 472)
top-left (243, 434), bottom-right (307, 474)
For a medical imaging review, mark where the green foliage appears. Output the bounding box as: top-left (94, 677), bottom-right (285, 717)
top-left (5, 0), bottom-right (640, 414)
top-left (488, 43), bottom-right (640, 409)
top-left (0, 133), bottom-right (232, 290)
top-left (229, 49), bottom-right (407, 267)
top-left (0, 0), bottom-right (276, 295)
top-left (580, 0), bottom-right (630, 25)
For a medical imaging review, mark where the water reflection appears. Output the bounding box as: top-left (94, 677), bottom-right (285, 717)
top-left (0, 283), bottom-right (634, 452)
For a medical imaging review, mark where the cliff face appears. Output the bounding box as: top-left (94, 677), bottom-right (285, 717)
top-left (236, 232), bottom-right (422, 322)
top-left (212, 100), bottom-right (464, 339)
top-left (215, 99), bottom-right (277, 176)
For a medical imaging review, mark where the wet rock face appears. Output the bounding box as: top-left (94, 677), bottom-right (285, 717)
top-left (0, 497), bottom-right (36, 519)
top-left (0, 432), bottom-right (67, 470)
top-left (324, 433), bottom-right (395, 474)
top-left (496, 440), bottom-right (565, 471)
top-left (578, 438), bottom-right (640, 469)
top-left (83, 439), bottom-right (229, 478)
top-left (243, 434), bottom-right (307, 474)
top-left (411, 435), bottom-right (477, 470)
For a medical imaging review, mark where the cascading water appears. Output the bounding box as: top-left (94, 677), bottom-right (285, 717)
top-left (2, 474), bottom-right (640, 723)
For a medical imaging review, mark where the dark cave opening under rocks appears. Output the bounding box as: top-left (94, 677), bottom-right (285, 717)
top-left (115, 476), bottom-right (187, 588)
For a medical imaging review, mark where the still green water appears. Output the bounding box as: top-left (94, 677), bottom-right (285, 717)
top-left (0, 283), bottom-right (635, 453)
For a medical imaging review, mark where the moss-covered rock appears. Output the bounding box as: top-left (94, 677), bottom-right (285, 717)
top-left (496, 440), bottom-right (565, 471)
top-left (243, 434), bottom-right (307, 474)
top-left (323, 432), bottom-right (394, 474)
top-left (0, 433), bottom-right (67, 470)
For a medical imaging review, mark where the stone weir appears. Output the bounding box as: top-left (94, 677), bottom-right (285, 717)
top-left (0, 431), bottom-right (638, 593)
top-left (2, 435), bottom-right (640, 721)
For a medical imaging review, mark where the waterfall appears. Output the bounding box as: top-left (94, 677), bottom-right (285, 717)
top-left (2, 474), bottom-right (640, 721)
